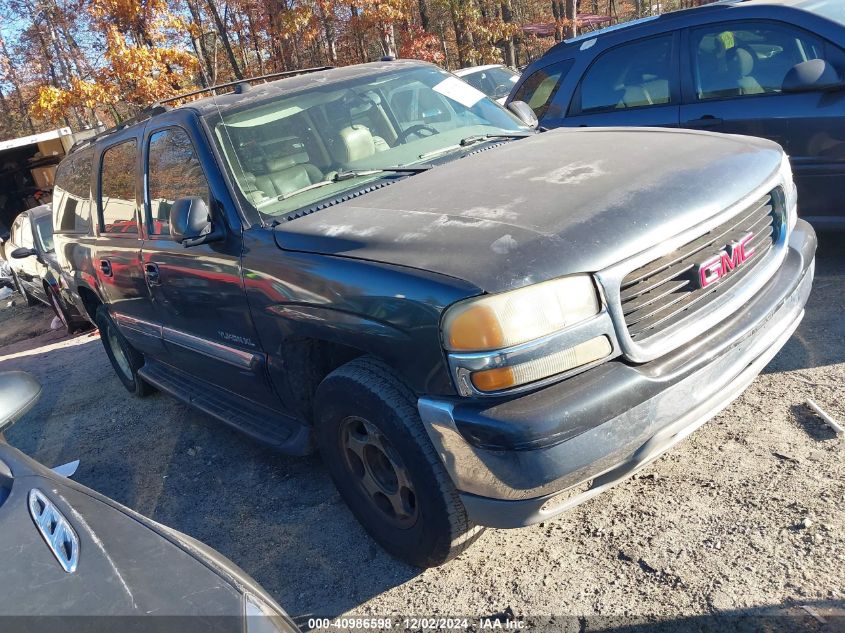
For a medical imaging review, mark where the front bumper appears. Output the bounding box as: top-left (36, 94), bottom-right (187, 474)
top-left (418, 221), bottom-right (816, 528)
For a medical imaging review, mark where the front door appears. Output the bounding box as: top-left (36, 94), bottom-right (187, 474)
top-left (680, 20), bottom-right (845, 223)
top-left (140, 122), bottom-right (280, 409)
top-left (563, 33), bottom-right (681, 128)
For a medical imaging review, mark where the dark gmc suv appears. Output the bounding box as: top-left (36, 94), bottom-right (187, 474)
top-left (54, 60), bottom-right (816, 568)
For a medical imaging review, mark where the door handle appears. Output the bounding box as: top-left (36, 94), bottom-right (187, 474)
top-left (687, 115), bottom-right (724, 128)
top-left (144, 263), bottom-right (161, 286)
top-left (99, 259), bottom-right (112, 277)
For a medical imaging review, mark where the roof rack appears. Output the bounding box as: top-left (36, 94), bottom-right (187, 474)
top-left (66, 66), bottom-right (333, 155)
top-left (157, 66), bottom-right (334, 106)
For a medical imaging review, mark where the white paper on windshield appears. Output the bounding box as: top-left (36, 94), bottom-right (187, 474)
top-left (433, 76), bottom-right (486, 108)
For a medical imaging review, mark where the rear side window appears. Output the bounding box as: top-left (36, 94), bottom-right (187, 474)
top-left (99, 140), bottom-right (138, 235)
top-left (512, 61), bottom-right (573, 120)
top-left (146, 128), bottom-right (210, 237)
top-left (580, 35), bottom-right (674, 112)
top-left (53, 147), bottom-right (93, 233)
top-left (691, 22), bottom-right (825, 100)
top-left (18, 216), bottom-right (33, 249)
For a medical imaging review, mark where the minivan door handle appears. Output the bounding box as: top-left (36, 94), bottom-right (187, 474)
top-left (144, 263), bottom-right (161, 286)
top-left (687, 115), bottom-right (724, 128)
top-left (99, 259), bottom-right (112, 277)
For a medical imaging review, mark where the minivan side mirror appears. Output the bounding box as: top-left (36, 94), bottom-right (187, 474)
top-left (507, 100), bottom-right (539, 129)
top-left (169, 197), bottom-right (222, 247)
top-left (10, 247), bottom-right (36, 259)
top-left (783, 59), bottom-right (845, 93)
top-left (0, 371), bottom-right (41, 435)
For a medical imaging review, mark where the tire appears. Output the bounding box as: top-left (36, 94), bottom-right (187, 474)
top-left (95, 305), bottom-right (153, 397)
top-left (12, 271), bottom-right (37, 307)
top-left (47, 286), bottom-right (77, 335)
top-left (314, 357), bottom-right (483, 568)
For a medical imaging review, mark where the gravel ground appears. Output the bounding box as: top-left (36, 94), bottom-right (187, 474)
top-left (1, 235), bottom-right (843, 632)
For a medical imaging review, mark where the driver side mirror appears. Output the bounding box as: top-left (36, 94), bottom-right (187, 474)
top-left (169, 197), bottom-right (223, 247)
top-left (10, 247), bottom-right (36, 259)
top-left (507, 100), bottom-right (539, 129)
top-left (783, 59), bottom-right (845, 93)
top-left (0, 371), bottom-right (41, 435)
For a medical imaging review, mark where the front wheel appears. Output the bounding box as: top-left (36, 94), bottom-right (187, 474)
top-left (12, 271), bottom-right (37, 307)
top-left (315, 357), bottom-right (483, 568)
top-left (95, 305), bottom-right (153, 397)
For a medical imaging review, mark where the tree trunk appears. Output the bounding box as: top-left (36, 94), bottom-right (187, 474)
top-left (501, 0), bottom-right (515, 68)
top-left (564, 0), bottom-right (577, 39)
top-left (418, 0), bottom-right (430, 32)
top-left (205, 0), bottom-right (243, 79)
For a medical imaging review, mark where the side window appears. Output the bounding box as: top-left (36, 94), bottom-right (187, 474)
top-left (9, 217), bottom-right (23, 248)
top-left (691, 22), bottom-right (825, 100)
top-left (147, 128), bottom-right (210, 237)
top-left (53, 147), bottom-right (93, 233)
top-left (99, 140), bottom-right (138, 235)
top-left (18, 217), bottom-right (33, 249)
top-left (512, 60), bottom-right (573, 119)
top-left (580, 35), bottom-right (674, 112)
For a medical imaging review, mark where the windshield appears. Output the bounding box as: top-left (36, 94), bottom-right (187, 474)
top-left (208, 66), bottom-right (528, 219)
top-left (33, 214), bottom-right (54, 252)
top-left (796, 0), bottom-right (845, 26)
top-left (460, 66), bottom-right (520, 99)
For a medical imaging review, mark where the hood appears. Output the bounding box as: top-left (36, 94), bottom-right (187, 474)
top-left (274, 127), bottom-right (784, 293)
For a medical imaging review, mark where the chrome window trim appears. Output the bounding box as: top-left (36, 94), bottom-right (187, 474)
top-left (597, 172), bottom-right (791, 364)
top-left (447, 309), bottom-right (620, 397)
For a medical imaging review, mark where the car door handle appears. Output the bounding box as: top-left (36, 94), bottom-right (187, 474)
top-left (99, 259), bottom-right (112, 277)
top-left (687, 115), bottom-right (724, 128)
top-left (144, 263), bottom-right (161, 286)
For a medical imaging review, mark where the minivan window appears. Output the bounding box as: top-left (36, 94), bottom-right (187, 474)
top-left (691, 23), bottom-right (825, 100)
top-left (512, 60), bottom-right (573, 119)
top-left (580, 35), bottom-right (674, 112)
top-left (147, 128), bottom-right (210, 237)
top-left (99, 140), bottom-right (138, 235)
top-left (54, 147), bottom-right (93, 233)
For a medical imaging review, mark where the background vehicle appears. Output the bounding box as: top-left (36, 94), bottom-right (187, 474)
top-left (55, 60), bottom-right (814, 568)
top-left (454, 64), bottom-right (521, 103)
top-left (5, 205), bottom-right (89, 333)
top-left (0, 370), bottom-right (298, 632)
top-left (508, 0), bottom-right (845, 229)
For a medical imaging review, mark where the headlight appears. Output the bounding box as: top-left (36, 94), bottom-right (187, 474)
top-left (442, 275), bottom-right (615, 395)
top-left (244, 593), bottom-right (300, 633)
top-left (443, 275), bottom-right (600, 352)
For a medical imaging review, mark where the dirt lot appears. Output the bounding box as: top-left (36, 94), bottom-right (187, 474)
top-left (1, 235), bottom-right (843, 632)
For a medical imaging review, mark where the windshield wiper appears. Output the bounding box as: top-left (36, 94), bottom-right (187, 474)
top-left (269, 165), bottom-right (432, 203)
top-left (332, 165), bottom-right (433, 181)
top-left (418, 132), bottom-right (533, 160)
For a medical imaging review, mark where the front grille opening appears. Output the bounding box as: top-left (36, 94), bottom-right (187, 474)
top-left (620, 190), bottom-right (782, 342)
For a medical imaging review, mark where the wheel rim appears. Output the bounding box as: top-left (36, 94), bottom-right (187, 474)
top-left (107, 326), bottom-right (132, 380)
top-left (51, 292), bottom-right (67, 327)
top-left (339, 416), bottom-right (418, 529)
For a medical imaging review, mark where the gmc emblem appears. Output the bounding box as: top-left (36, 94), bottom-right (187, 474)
top-left (696, 233), bottom-right (755, 289)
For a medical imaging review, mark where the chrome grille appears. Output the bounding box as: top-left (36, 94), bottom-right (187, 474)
top-left (620, 191), bottom-right (780, 342)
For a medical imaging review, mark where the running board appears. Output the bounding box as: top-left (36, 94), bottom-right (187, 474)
top-left (138, 359), bottom-right (312, 455)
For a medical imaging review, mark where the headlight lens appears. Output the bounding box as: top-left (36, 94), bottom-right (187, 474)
top-left (443, 275), bottom-right (600, 352)
top-left (244, 593), bottom-right (300, 633)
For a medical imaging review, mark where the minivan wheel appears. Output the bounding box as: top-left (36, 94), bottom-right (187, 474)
top-left (95, 305), bottom-right (153, 397)
top-left (315, 357), bottom-right (483, 568)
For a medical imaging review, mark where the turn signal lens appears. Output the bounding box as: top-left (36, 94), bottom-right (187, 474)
top-left (469, 336), bottom-right (612, 392)
top-left (444, 275), bottom-right (600, 352)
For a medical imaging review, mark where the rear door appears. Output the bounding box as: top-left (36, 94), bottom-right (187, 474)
top-left (140, 117), bottom-right (279, 408)
top-left (680, 20), bottom-right (845, 222)
top-left (563, 32), bottom-right (681, 127)
top-left (94, 132), bottom-right (164, 357)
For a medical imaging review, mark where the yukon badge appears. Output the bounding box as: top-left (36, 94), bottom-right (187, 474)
top-left (28, 489), bottom-right (79, 573)
top-left (695, 233), bottom-right (755, 289)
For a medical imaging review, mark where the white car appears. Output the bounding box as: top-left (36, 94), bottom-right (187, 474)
top-left (454, 64), bottom-right (520, 104)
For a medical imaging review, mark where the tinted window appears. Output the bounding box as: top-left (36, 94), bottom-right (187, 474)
top-left (692, 23), bottom-right (824, 100)
top-left (512, 61), bottom-right (572, 119)
top-left (580, 35), bottom-right (674, 112)
top-left (53, 147), bottom-right (93, 233)
top-left (34, 214), bottom-right (54, 251)
top-left (147, 128), bottom-right (210, 237)
top-left (100, 141), bottom-right (138, 235)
